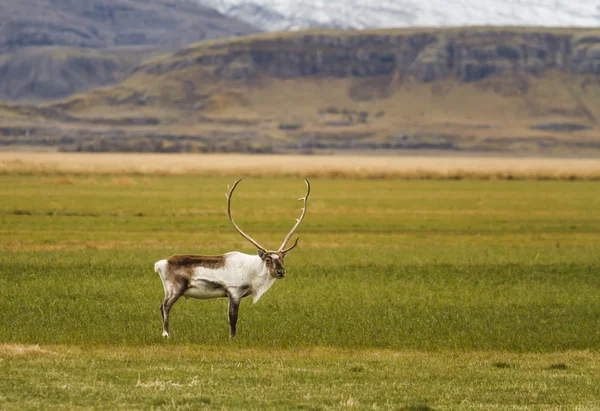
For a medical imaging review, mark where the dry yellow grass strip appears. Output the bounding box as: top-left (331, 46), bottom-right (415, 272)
top-left (1, 152), bottom-right (600, 180)
top-left (3, 344), bottom-right (599, 364)
top-left (0, 344), bottom-right (55, 356)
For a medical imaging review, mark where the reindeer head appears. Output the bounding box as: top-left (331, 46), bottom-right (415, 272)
top-left (257, 250), bottom-right (287, 278)
top-left (227, 178), bottom-right (310, 279)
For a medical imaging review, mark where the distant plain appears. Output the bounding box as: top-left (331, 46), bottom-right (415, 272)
top-left (2, 151), bottom-right (600, 179)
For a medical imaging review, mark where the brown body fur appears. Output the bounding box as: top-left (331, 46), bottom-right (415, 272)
top-left (167, 254), bottom-right (226, 269)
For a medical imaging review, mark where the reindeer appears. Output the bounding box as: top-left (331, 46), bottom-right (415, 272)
top-left (154, 178), bottom-right (310, 339)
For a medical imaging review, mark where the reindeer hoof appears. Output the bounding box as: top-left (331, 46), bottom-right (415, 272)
top-left (162, 331), bottom-right (170, 339)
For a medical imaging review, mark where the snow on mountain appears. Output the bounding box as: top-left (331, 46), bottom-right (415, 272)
top-left (198, 0), bottom-right (600, 32)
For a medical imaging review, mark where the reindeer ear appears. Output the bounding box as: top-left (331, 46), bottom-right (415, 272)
top-left (257, 249), bottom-right (267, 260)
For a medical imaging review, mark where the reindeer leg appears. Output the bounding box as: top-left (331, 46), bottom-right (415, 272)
top-left (227, 295), bottom-right (241, 340)
top-left (160, 303), bottom-right (165, 332)
top-left (161, 286), bottom-right (183, 339)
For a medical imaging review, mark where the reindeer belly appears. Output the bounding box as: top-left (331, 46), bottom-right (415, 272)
top-left (184, 279), bottom-right (227, 299)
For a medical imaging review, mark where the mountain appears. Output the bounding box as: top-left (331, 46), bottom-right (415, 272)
top-left (0, 46), bottom-right (169, 101)
top-left (0, 0), bottom-right (259, 52)
top-left (0, 0), bottom-right (260, 101)
top-left (199, 0), bottom-right (600, 32)
top-left (3, 27), bottom-right (600, 155)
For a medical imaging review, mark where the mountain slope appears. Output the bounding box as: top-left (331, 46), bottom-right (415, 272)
top-left (199, 0), bottom-right (600, 31)
top-left (0, 46), bottom-right (168, 101)
top-left (0, 0), bottom-right (261, 101)
top-left (4, 27), bottom-right (600, 154)
top-left (0, 0), bottom-right (259, 52)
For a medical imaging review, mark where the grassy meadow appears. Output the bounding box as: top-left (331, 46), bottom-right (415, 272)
top-left (1, 159), bottom-right (600, 409)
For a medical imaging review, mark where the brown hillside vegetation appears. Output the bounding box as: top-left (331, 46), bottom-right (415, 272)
top-left (2, 27), bottom-right (600, 154)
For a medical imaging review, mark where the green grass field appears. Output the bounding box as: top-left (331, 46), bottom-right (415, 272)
top-left (1, 175), bottom-right (600, 409)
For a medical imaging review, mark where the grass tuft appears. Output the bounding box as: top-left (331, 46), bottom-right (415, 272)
top-left (12, 209), bottom-right (31, 215)
top-left (399, 405), bottom-right (437, 411)
top-left (53, 177), bottom-right (75, 184)
top-left (348, 364), bottom-right (365, 373)
top-left (111, 176), bottom-right (137, 185)
top-left (492, 362), bottom-right (515, 369)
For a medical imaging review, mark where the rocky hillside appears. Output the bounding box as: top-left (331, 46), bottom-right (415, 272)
top-left (4, 27), bottom-right (600, 154)
top-left (0, 0), bottom-right (259, 101)
top-left (0, 0), bottom-right (259, 52)
top-left (0, 46), bottom-right (169, 101)
top-left (137, 28), bottom-right (600, 84)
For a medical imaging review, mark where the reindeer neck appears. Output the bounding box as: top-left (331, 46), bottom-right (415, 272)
top-left (226, 252), bottom-right (276, 303)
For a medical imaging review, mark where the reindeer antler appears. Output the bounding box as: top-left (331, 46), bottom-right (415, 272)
top-left (227, 178), bottom-right (310, 254)
top-left (278, 179), bottom-right (310, 253)
top-left (226, 179), bottom-right (267, 252)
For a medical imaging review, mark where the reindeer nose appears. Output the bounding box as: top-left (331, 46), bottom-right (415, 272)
top-left (276, 269), bottom-right (286, 278)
